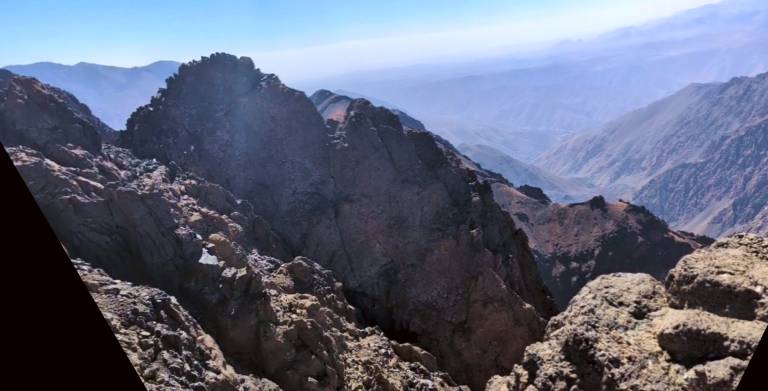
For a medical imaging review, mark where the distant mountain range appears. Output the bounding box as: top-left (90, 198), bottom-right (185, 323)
top-left (322, 0), bottom-right (768, 161)
top-left (4, 60), bottom-right (179, 129)
top-left (458, 144), bottom-right (594, 203)
top-left (539, 71), bottom-right (768, 237)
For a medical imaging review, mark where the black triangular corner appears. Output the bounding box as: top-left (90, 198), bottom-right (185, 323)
top-left (1, 144), bottom-right (146, 389)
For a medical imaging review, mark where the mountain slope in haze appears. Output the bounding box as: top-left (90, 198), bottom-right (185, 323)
top-left (120, 53), bottom-right (557, 390)
top-left (539, 72), bottom-right (768, 237)
top-left (326, 0), bottom-right (768, 160)
top-left (459, 143), bottom-right (594, 202)
top-left (634, 116), bottom-right (768, 237)
top-left (538, 72), bottom-right (768, 197)
top-left (4, 60), bottom-right (180, 129)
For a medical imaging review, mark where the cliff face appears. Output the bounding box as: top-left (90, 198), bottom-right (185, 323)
top-left (120, 54), bottom-right (557, 389)
top-left (488, 234), bottom-right (768, 391)
top-left (2, 70), bottom-right (463, 391)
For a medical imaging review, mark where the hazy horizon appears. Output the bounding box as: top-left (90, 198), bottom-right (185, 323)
top-left (2, 0), bottom-right (722, 82)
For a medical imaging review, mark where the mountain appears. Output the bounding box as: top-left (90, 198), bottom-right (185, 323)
top-left (4, 60), bottom-right (179, 129)
top-left (118, 53), bottom-right (559, 390)
top-left (488, 183), bottom-right (710, 308)
top-left (489, 233), bottom-right (768, 390)
top-left (458, 143), bottom-right (594, 202)
top-left (634, 116), bottom-right (768, 237)
top-left (308, 89), bottom-right (711, 309)
top-left (539, 72), bottom-right (768, 237)
top-left (0, 69), bottom-right (113, 152)
top-left (1, 68), bottom-right (464, 390)
top-left (323, 0), bottom-right (768, 161)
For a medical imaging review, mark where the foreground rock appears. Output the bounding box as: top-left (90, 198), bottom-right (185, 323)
top-left (74, 260), bottom-right (281, 391)
top-left (121, 54), bottom-right (557, 389)
top-left (488, 234), bottom-right (768, 391)
top-left (2, 70), bottom-right (462, 390)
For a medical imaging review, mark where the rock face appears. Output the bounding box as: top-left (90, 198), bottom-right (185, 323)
top-left (538, 72), bottom-right (768, 237)
top-left (0, 69), bottom-right (111, 154)
top-left (487, 234), bottom-right (768, 391)
top-left (120, 54), bottom-right (557, 389)
top-left (309, 89), bottom-right (709, 312)
top-left (489, 182), bottom-right (711, 308)
top-left (2, 71), bottom-right (464, 390)
top-left (74, 260), bottom-right (281, 391)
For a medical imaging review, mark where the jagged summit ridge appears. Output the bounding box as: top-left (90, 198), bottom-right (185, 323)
top-left (120, 53), bottom-right (557, 389)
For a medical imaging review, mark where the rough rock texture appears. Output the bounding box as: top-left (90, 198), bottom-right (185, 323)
top-left (666, 233), bottom-right (768, 322)
top-left (0, 69), bottom-right (112, 153)
top-left (74, 259), bottom-right (280, 391)
top-left (487, 234), bottom-right (768, 391)
top-left (490, 182), bottom-right (710, 308)
top-left (2, 72), bottom-right (463, 390)
top-left (121, 54), bottom-right (557, 389)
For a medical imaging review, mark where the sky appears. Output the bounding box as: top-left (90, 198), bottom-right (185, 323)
top-left (1, 0), bottom-right (721, 81)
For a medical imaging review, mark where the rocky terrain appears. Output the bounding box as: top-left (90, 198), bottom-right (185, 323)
top-left (2, 68), bottom-right (465, 390)
top-left (488, 233), bottom-right (768, 390)
top-left (119, 53), bottom-right (557, 389)
top-left (4, 54), bottom-right (765, 391)
top-left (487, 182), bottom-right (711, 308)
top-left (74, 259), bottom-right (281, 391)
top-left (538, 72), bottom-right (768, 237)
top-left (312, 89), bottom-right (712, 310)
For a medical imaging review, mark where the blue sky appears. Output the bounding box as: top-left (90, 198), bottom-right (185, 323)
top-left (1, 0), bottom-right (720, 80)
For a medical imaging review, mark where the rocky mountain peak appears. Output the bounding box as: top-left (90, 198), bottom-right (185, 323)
top-left (120, 53), bottom-right (558, 389)
top-left (0, 70), bottom-right (109, 154)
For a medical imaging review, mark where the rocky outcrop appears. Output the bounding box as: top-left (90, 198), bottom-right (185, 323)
top-left (9, 142), bottom-right (465, 391)
top-left (490, 182), bottom-right (710, 308)
top-left (120, 54), bottom-right (557, 389)
top-left (2, 72), bottom-right (463, 390)
top-left (487, 234), bottom-right (768, 391)
top-left (74, 259), bottom-right (281, 391)
top-left (0, 69), bottom-right (111, 154)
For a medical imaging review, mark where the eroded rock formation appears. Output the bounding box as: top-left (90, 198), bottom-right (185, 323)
top-left (2, 69), bottom-right (464, 390)
top-left (490, 184), bottom-right (711, 308)
top-left (487, 233), bottom-right (768, 391)
top-left (74, 259), bottom-right (281, 391)
top-left (120, 54), bottom-right (557, 389)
